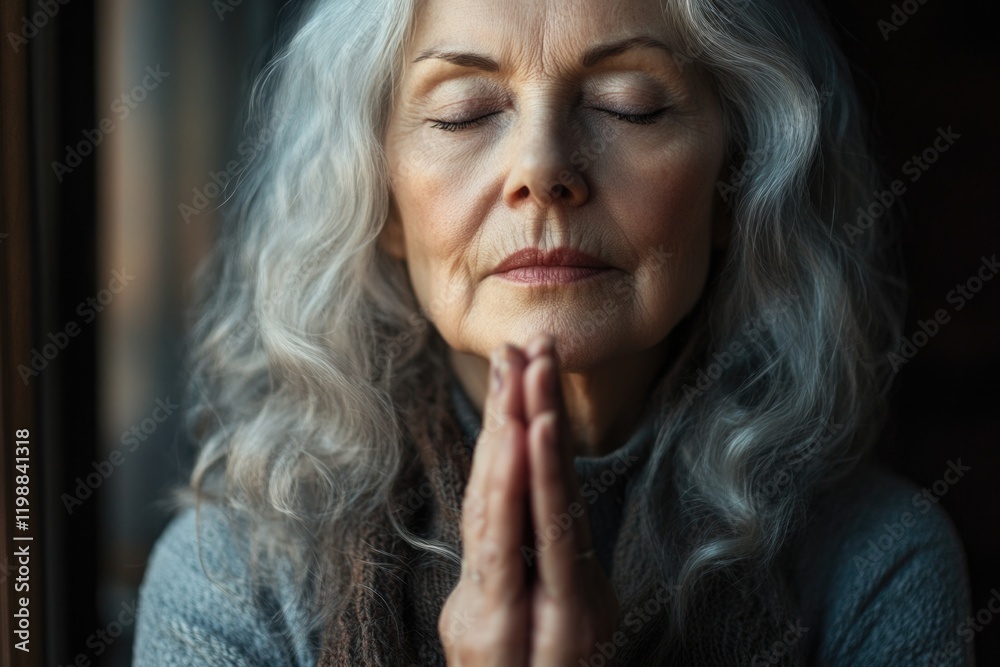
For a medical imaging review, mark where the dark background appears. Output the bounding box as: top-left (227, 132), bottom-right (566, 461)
top-left (832, 2), bottom-right (1000, 665)
top-left (0, 0), bottom-right (996, 664)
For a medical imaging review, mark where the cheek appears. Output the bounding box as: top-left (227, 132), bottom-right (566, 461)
top-left (616, 141), bottom-right (717, 249)
top-left (387, 134), bottom-right (487, 325)
top-left (389, 124), bottom-right (491, 253)
top-left (604, 140), bottom-right (720, 329)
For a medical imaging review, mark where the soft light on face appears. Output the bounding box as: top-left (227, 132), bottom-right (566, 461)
top-left (381, 0), bottom-right (727, 373)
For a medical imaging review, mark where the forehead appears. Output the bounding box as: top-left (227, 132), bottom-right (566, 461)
top-left (408, 0), bottom-right (674, 70)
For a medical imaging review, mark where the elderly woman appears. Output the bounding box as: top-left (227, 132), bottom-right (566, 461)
top-left (134, 0), bottom-right (974, 665)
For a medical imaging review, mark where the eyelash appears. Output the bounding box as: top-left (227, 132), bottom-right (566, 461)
top-left (429, 107), bottom-right (669, 132)
top-left (430, 113), bottom-right (498, 132)
top-left (602, 108), bottom-right (670, 125)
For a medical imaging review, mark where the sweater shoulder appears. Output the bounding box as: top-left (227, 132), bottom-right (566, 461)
top-left (133, 503), bottom-right (318, 666)
top-left (789, 461), bottom-right (975, 666)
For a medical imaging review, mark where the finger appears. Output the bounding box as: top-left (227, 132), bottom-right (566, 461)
top-left (463, 344), bottom-right (525, 541)
top-left (521, 347), bottom-right (558, 578)
top-left (522, 340), bottom-right (573, 460)
top-left (461, 347), bottom-right (511, 567)
top-left (524, 348), bottom-right (592, 568)
top-left (464, 345), bottom-right (530, 603)
top-left (523, 351), bottom-right (557, 422)
top-left (524, 350), bottom-right (589, 543)
top-left (528, 410), bottom-right (594, 599)
top-left (524, 331), bottom-right (555, 363)
top-left (479, 408), bottom-right (530, 604)
top-left (482, 344), bottom-right (526, 435)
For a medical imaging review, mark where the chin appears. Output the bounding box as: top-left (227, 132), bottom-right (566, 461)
top-left (470, 313), bottom-right (646, 373)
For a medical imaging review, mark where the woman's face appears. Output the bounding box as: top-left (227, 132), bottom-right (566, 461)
top-left (382, 0), bottom-right (727, 372)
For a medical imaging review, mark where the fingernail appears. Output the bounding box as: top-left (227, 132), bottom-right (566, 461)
top-left (530, 333), bottom-right (555, 359)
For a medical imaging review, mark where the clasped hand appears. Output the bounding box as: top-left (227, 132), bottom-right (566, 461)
top-left (438, 333), bottom-right (620, 666)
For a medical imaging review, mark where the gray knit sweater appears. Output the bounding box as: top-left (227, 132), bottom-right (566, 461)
top-left (133, 381), bottom-right (977, 666)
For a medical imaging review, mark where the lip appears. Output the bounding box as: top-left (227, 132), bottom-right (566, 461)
top-left (492, 247), bottom-right (612, 274)
top-left (491, 247), bottom-right (615, 286)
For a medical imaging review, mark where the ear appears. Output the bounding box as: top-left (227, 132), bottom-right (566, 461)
top-left (380, 197), bottom-right (407, 260)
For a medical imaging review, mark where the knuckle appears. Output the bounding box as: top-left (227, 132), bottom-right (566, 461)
top-left (441, 594), bottom-right (522, 661)
top-left (438, 593), bottom-right (458, 630)
top-left (454, 618), bottom-right (505, 662)
top-left (465, 616), bottom-right (507, 652)
top-left (487, 472), bottom-right (516, 510)
top-left (479, 536), bottom-right (500, 570)
top-left (462, 492), bottom-right (487, 537)
top-left (438, 601), bottom-right (471, 647)
top-left (437, 610), bottom-right (451, 640)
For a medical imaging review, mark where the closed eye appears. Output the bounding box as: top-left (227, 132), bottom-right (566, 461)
top-left (429, 111), bottom-right (502, 132)
top-left (596, 107), bottom-right (670, 125)
top-left (428, 106), bottom-right (671, 132)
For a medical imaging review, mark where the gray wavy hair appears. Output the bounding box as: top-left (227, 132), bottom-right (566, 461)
top-left (179, 0), bottom-right (905, 641)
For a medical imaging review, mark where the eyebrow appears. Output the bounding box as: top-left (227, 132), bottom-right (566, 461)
top-left (412, 50), bottom-right (499, 72)
top-left (411, 35), bottom-right (675, 72)
top-left (581, 36), bottom-right (675, 68)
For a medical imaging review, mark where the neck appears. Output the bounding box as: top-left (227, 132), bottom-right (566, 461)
top-left (447, 338), bottom-right (672, 458)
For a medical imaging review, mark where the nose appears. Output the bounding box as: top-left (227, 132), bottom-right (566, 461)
top-left (501, 107), bottom-right (590, 209)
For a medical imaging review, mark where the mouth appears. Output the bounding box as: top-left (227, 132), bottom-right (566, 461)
top-left (494, 266), bottom-right (613, 285)
top-left (491, 247), bottom-right (615, 285)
